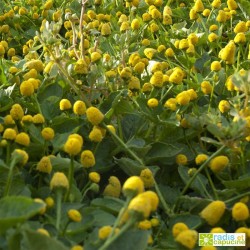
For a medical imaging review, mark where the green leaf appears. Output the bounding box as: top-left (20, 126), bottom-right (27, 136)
top-left (115, 157), bottom-right (144, 176)
top-left (37, 82), bottom-right (63, 102)
top-left (0, 196), bottom-right (45, 234)
top-left (169, 214), bottom-right (202, 229)
top-left (178, 166), bottom-right (209, 196)
top-left (145, 142), bottom-right (182, 164)
top-left (23, 229), bottom-right (70, 250)
top-left (50, 156), bottom-right (82, 172)
top-left (108, 229), bottom-right (149, 250)
top-left (222, 176), bottom-right (250, 191)
top-left (91, 197), bottom-right (124, 214)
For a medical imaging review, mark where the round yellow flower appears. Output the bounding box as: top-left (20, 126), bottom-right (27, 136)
top-left (123, 176), bottom-right (144, 197)
top-left (234, 21), bottom-right (247, 33)
top-left (15, 132), bottom-right (30, 146)
top-left (138, 219), bottom-right (152, 230)
top-left (201, 81), bottom-right (212, 94)
top-left (172, 222), bottom-right (189, 238)
top-left (45, 196), bottom-right (54, 208)
top-left (150, 71), bottom-right (164, 87)
top-left (101, 23), bottom-right (111, 36)
top-left (232, 202), bottom-right (249, 221)
top-left (20, 80), bottom-right (34, 96)
top-left (86, 107), bottom-right (104, 125)
top-left (25, 59), bottom-right (44, 72)
top-left (68, 209), bottom-right (82, 222)
top-left (89, 172), bottom-right (100, 183)
top-left (59, 99), bottom-right (72, 110)
top-left (195, 154), bottom-right (208, 165)
top-left (176, 154), bottom-right (188, 165)
top-left (210, 227), bottom-right (226, 233)
top-left (33, 114), bottom-right (45, 124)
top-left (144, 48), bottom-right (157, 60)
top-left (41, 127), bottom-right (55, 141)
top-left (71, 245), bottom-right (84, 250)
top-left (175, 229), bottom-right (198, 249)
top-left (209, 155), bottom-right (229, 173)
top-left (128, 76), bottom-right (140, 90)
top-left (210, 61), bottom-right (221, 71)
top-left (10, 104), bottom-right (24, 120)
top-left (50, 172), bottom-right (69, 190)
top-left (169, 68), bottom-right (184, 84)
top-left (147, 98), bottom-right (159, 108)
top-left (200, 200), bottom-right (226, 225)
top-left (234, 33), bottom-right (246, 43)
top-left (140, 168), bottom-right (154, 188)
top-left (164, 98), bottom-right (177, 111)
top-left (176, 91), bottom-right (190, 106)
top-left (139, 191), bottom-right (159, 211)
top-left (3, 128), bottom-right (17, 140)
top-left (64, 137), bottom-right (82, 156)
top-left (12, 149), bottom-right (29, 166)
top-left (37, 156), bottom-right (52, 174)
top-left (98, 225), bottom-right (112, 240)
top-left (218, 100), bottom-right (230, 113)
top-left (89, 127), bottom-right (103, 142)
top-left (208, 33), bottom-right (218, 43)
top-left (80, 150), bottom-right (95, 168)
top-left (91, 51), bottom-right (102, 62)
top-left (103, 176), bottom-right (121, 198)
top-left (73, 100), bottom-right (86, 115)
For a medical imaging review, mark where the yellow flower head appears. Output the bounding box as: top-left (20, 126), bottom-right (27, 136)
top-left (176, 154), bottom-right (188, 165)
top-left (41, 127), bottom-right (55, 141)
top-left (210, 227), bottom-right (226, 233)
top-left (208, 33), bottom-right (218, 43)
top-left (15, 132), bottom-right (30, 146)
top-left (218, 100), bottom-right (230, 113)
top-left (98, 225), bottom-right (112, 240)
top-left (134, 62), bottom-right (145, 74)
top-left (210, 61), bottom-right (221, 71)
top-left (10, 104), bottom-right (24, 120)
top-left (209, 155), bottom-right (229, 173)
top-left (131, 18), bottom-right (140, 30)
top-left (45, 196), bottom-right (54, 208)
top-left (227, 0), bottom-right (238, 10)
top-left (50, 172), bottom-right (69, 190)
top-left (200, 200), bottom-right (226, 225)
top-left (89, 172), bottom-right (101, 183)
top-left (144, 48), bottom-right (157, 60)
top-left (138, 219), bottom-right (152, 230)
top-left (176, 91), bottom-right (191, 106)
top-left (175, 229), bottom-right (198, 249)
top-left (195, 154), bottom-right (208, 165)
top-left (123, 176), bottom-right (144, 197)
top-left (25, 59), bottom-right (44, 73)
top-left (37, 228), bottom-right (50, 237)
top-left (20, 80), bottom-right (34, 96)
top-left (73, 100), bottom-right (86, 115)
top-left (3, 128), bottom-right (17, 140)
top-left (37, 156), bottom-right (52, 174)
top-left (139, 191), bottom-right (159, 211)
top-left (193, 0), bottom-right (204, 12)
top-left (219, 40), bottom-right (236, 64)
top-left (71, 245), bottom-right (84, 250)
top-left (103, 176), bottom-right (121, 198)
top-left (60, 99), bottom-right (72, 110)
top-left (169, 67), bottom-right (184, 84)
top-left (128, 76), bottom-right (140, 90)
top-left (68, 209), bottom-right (82, 222)
top-left (234, 33), bottom-right (246, 43)
top-left (201, 81), bottom-right (212, 94)
top-left (86, 107), bottom-right (104, 125)
top-left (150, 71), bottom-right (164, 87)
top-left (172, 222), bottom-right (189, 238)
top-left (91, 51), bottom-right (102, 62)
top-left (101, 23), bottom-right (111, 36)
top-left (80, 150), bottom-right (95, 168)
top-left (164, 98), bottom-right (177, 111)
top-left (64, 137), bottom-right (82, 156)
top-left (33, 114), bottom-right (45, 124)
top-left (147, 98), bottom-right (159, 108)
top-left (216, 10), bottom-right (227, 23)
top-left (89, 127), bottom-right (103, 142)
top-left (140, 168), bottom-right (154, 188)
top-left (212, 0), bottom-right (221, 8)
top-left (11, 149), bottom-right (28, 167)
top-left (232, 202), bottom-right (249, 221)
top-left (234, 21), bottom-right (247, 33)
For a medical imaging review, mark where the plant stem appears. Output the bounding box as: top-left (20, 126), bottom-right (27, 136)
top-left (4, 159), bottom-right (17, 196)
top-left (103, 123), bottom-right (144, 166)
top-left (180, 145), bottom-right (226, 196)
top-left (205, 168), bottom-right (218, 199)
top-left (56, 189), bottom-right (63, 232)
top-left (225, 191), bottom-right (250, 204)
top-left (98, 217), bottom-right (136, 250)
top-left (65, 156), bottom-right (74, 201)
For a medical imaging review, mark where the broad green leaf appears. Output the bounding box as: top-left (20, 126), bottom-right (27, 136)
top-left (169, 214), bottom-right (202, 229)
top-left (0, 196), bottom-right (45, 234)
top-left (37, 82), bottom-right (63, 102)
top-left (115, 157), bottom-right (144, 176)
top-left (50, 156), bottom-right (82, 172)
top-left (108, 229), bottom-right (149, 250)
top-left (23, 229), bottom-right (70, 250)
top-left (145, 142), bottom-right (182, 164)
top-left (91, 197), bottom-right (124, 214)
top-left (222, 176), bottom-right (250, 191)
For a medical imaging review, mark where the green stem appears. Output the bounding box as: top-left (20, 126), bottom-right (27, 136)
top-left (154, 180), bottom-right (172, 215)
top-left (6, 142), bottom-right (11, 166)
top-left (103, 123), bottom-right (144, 166)
top-left (179, 145), bottom-right (226, 196)
top-left (225, 191), bottom-right (250, 204)
top-left (65, 156), bottom-right (74, 201)
top-left (56, 189), bottom-right (63, 232)
top-left (4, 159), bottom-right (17, 196)
top-left (61, 220), bottom-right (70, 236)
top-left (33, 94), bottom-right (43, 115)
top-left (98, 217), bottom-right (136, 250)
top-left (204, 168), bottom-right (218, 199)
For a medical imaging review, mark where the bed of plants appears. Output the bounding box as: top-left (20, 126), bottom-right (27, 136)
top-left (0, 0), bottom-right (250, 249)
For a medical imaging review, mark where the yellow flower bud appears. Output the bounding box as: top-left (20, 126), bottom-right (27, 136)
top-left (209, 155), bottom-right (229, 173)
top-left (50, 172), bottom-right (69, 190)
top-left (172, 222), bottom-right (189, 238)
top-left (68, 209), bottom-right (82, 222)
top-left (80, 150), bottom-right (95, 168)
top-left (140, 168), bottom-right (154, 188)
top-left (37, 156), bottom-right (52, 174)
top-left (15, 132), bottom-right (30, 147)
top-left (200, 200), bottom-right (226, 225)
top-left (175, 230), bottom-right (198, 249)
top-left (103, 176), bottom-right (121, 198)
top-left (232, 202), bottom-right (249, 221)
top-left (73, 100), bottom-right (86, 115)
top-left (86, 107), bottom-right (104, 125)
top-left (41, 127), bottom-right (55, 141)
